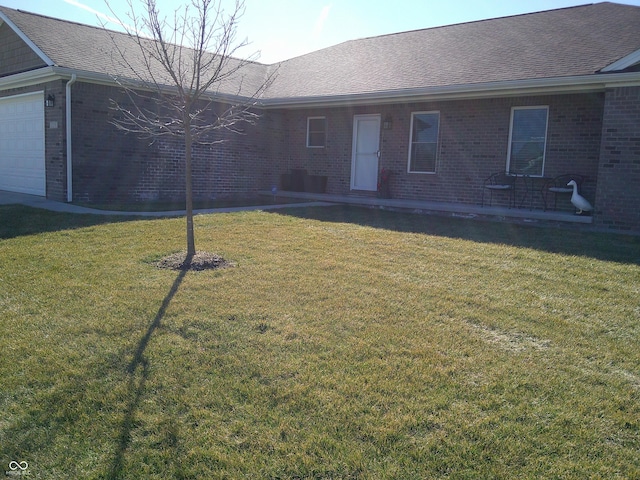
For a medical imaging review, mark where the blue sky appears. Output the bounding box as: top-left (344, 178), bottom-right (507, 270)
top-left (3, 0), bottom-right (640, 63)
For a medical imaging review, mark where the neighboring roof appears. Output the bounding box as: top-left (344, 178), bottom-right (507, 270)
top-left (1, 2), bottom-right (640, 105)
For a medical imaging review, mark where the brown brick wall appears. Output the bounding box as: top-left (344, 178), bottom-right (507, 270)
top-left (281, 93), bottom-right (605, 210)
top-left (70, 82), bottom-right (284, 203)
top-left (44, 80), bottom-right (66, 201)
top-left (70, 82), bottom-right (151, 202)
top-left (595, 86), bottom-right (640, 232)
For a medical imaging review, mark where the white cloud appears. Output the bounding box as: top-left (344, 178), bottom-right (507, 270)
top-left (313, 4), bottom-right (332, 37)
top-left (63, 0), bottom-right (135, 31)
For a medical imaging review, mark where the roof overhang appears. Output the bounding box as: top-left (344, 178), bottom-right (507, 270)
top-left (260, 71), bottom-right (640, 109)
top-left (0, 66), bottom-right (255, 106)
top-left (2, 67), bottom-right (640, 110)
top-left (0, 66), bottom-right (65, 89)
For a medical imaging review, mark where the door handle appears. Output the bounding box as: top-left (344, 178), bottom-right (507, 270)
top-left (376, 150), bottom-right (381, 158)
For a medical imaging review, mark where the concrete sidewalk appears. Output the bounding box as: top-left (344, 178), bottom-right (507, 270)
top-left (0, 190), bottom-right (332, 216)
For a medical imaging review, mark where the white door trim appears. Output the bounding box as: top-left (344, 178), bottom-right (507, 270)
top-left (350, 114), bottom-right (381, 191)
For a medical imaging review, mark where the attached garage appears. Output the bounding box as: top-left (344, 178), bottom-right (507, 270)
top-left (0, 91), bottom-right (45, 196)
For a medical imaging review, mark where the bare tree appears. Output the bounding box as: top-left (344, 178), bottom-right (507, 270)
top-left (105, 0), bottom-right (274, 256)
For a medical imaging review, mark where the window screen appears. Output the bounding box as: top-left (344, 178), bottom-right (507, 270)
top-left (408, 112), bottom-right (440, 173)
top-left (507, 107), bottom-right (548, 176)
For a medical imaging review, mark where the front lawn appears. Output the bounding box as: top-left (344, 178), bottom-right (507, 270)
top-left (1, 205), bottom-right (638, 479)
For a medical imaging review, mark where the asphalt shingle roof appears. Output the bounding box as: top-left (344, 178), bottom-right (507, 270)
top-left (1, 2), bottom-right (640, 101)
top-left (268, 2), bottom-right (640, 99)
top-left (0, 5), bottom-right (273, 98)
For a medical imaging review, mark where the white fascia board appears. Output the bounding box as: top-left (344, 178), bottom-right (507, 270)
top-left (0, 66), bottom-right (118, 91)
top-left (601, 49), bottom-right (640, 72)
top-left (50, 67), bottom-right (243, 99)
top-left (6, 67), bottom-right (639, 110)
top-left (0, 66), bottom-right (64, 89)
top-left (48, 67), bottom-right (256, 107)
top-left (261, 72), bottom-right (640, 109)
top-left (0, 10), bottom-right (55, 66)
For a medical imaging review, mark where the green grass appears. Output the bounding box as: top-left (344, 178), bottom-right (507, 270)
top-left (1, 204), bottom-right (639, 479)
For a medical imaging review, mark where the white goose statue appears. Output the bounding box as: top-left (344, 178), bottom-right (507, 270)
top-left (567, 180), bottom-right (593, 214)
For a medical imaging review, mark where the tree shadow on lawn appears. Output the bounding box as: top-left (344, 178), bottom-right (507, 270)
top-left (0, 205), bottom-right (139, 240)
top-left (107, 260), bottom-right (189, 480)
top-left (273, 205), bottom-right (640, 265)
top-left (0, 261), bottom-right (189, 479)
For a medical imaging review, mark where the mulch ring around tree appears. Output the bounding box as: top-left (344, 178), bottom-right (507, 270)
top-left (156, 251), bottom-right (233, 271)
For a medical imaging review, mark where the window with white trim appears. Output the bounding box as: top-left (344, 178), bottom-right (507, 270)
top-left (307, 117), bottom-right (326, 148)
top-left (507, 106), bottom-right (548, 176)
top-left (408, 111), bottom-right (440, 173)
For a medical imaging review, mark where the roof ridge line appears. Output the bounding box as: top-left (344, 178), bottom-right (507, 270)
top-left (348, 3), bottom-right (596, 44)
top-left (2, 5), bottom-right (129, 40)
top-left (275, 3), bottom-right (597, 64)
top-left (0, 5), bottom-right (269, 67)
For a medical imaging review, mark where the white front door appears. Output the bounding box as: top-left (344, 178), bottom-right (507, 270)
top-left (351, 114), bottom-right (381, 191)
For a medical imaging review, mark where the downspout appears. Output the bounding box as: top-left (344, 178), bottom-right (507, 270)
top-left (65, 74), bottom-right (77, 203)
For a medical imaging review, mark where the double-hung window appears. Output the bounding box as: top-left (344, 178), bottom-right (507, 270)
top-left (307, 117), bottom-right (326, 148)
top-left (408, 111), bottom-right (440, 173)
top-left (507, 106), bottom-right (548, 176)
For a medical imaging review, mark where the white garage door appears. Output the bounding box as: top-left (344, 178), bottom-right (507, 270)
top-left (0, 92), bottom-right (46, 196)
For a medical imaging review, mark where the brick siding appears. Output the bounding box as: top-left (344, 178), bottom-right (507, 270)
top-left (70, 82), bottom-right (284, 203)
top-left (44, 80), bottom-right (66, 201)
top-left (595, 86), bottom-right (640, 232)
top-left (281, 93), bottom-right (604, 211)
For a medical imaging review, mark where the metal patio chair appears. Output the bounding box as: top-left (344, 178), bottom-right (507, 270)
top-left (481, 172), bottom-right (516, 208)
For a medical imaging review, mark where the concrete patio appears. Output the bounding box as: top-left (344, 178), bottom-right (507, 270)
top-left (261, 190), bottom-right (593, 227)
top-left (0, 188), bottom-right (593, 228)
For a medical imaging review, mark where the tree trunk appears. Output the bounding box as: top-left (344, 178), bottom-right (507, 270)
top-left (184, 117), bottom-right (196, 256)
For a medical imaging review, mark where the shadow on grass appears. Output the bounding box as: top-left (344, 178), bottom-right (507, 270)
top-left (0, 205), bottom-right (138, 240)
top-left (0, 258), bottom-right (190, 479)
top-left (107, 258), bottom-right (190, 480)
top-left (273, 205), bottom-right (640, 265)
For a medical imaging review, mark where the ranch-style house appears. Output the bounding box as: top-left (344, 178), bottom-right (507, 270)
top-left (0, 2), bottom-right (639, 232)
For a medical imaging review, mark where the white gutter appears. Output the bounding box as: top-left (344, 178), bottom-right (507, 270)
top-left (38, 66), bottom-right (640, 108)
top-left (0, 67), bottom-right (65, 90)
top-left (4, 65), bottom-right (640, 112)
top-left (66, 74), bottom-right (77, 203)
top-left (49, 66), bottom-right (246, 105)
top-left (260, 71), bottom-right (640, 108)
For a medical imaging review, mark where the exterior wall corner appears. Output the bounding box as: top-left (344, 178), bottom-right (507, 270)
top-left (594, 86), bottom-right (640, 233)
